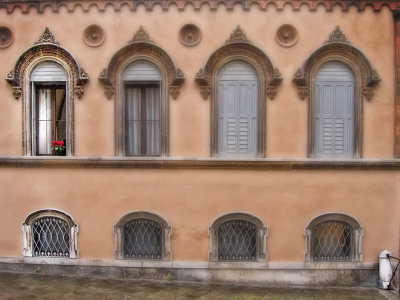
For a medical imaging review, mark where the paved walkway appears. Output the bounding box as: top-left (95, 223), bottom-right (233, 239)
top-left (0, 272), bottom-right (395, 299)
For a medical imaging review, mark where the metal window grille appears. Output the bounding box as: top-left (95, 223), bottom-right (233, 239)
top-left (32, 217), bottom-right (70, 257)
top-left (123, 218), bottom-right (162, 259)
top-left (217, 220), bottom-right (257, 261)
top-left (312, 220), bottom-right (352, 261)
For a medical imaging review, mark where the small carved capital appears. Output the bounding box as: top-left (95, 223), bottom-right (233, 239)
top-left (74, 86), bottom-right (84, 99)
top-left (196, 68), bottom-right (204, 78)
top-left (177, 68), bottom-right (184, 78)
top-left (34, 27), bottom-right (60, 45)
top-left (169, 86), bottom-right (180, 99)
top-left (200, 86), bottom-right (210, 100)
top-left (298, 87), bottom-right (309, 101)
top-left (129, 26), bottom-right (153, 43)
top-left (12, 87), bottom-right (22, 100)
top-left (226, 26), bottom-right (251, 44)
top-left (6, 70), bottom-right (15, 84)
top-left (104, 86), bottom-right (115, 100)
top-left (80, 68), bottom-right (89, 80)
top-left (266, 86), bottom-right (278, 100)
top-left (363, 87), bottom-right (374, 101)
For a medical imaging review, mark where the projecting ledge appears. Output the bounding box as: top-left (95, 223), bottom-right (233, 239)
top-left (0, 156), bottom-right (400, 170)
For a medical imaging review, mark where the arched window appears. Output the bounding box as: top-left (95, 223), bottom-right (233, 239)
top-left (114, 211), bottom-right (172, 260)
top-left (217, 60), bottom-right (258, 158)
top-left (22, 209), bottom-right (78, 258)
top-left (98, 26), bottom-right (185, 157)
top-left (314, 62), bottom-right (355, 158)
top-left (305, 213), bottom-right (364, 262)
top-left (195, 26), bottom-right (282, 158)
top-left (30, 61), bottom-right (67, 156)
top-left (293, 27), bottom-right (381, 158)
top-left (122, 60), bottom-right (162, 156)
top-left (6, 28), bottom-right (88, 156)
top-left (209, 213), bottom-right (268, 262)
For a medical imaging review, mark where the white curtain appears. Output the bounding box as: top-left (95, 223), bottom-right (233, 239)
top-left (126, 86), bottom-right (160, 156)
top-left (38, 89), bottom-right (52, 155)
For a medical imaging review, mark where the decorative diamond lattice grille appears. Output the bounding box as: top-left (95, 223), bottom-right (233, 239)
top-left (32, 217), bottom-right (70, 257)
top-left (123, 219), bottom-right (162, 259)
top-left (312, 221), bottom-right (353, 261)
top-left (217, 220), bottom-right (257, 261)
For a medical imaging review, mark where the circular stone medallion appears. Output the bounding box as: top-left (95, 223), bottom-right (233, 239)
top-left (179, 24), bottom-right (201, 47)
top-left (276, 24), bottom-right (298, 47)
top-left (0, 27), bottom-right (13, 48)
top-left (83, 25), bottom-right (105, 47)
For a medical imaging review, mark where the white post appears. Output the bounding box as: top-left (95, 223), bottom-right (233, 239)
top-left (379, 250), bottom-right (393, 289)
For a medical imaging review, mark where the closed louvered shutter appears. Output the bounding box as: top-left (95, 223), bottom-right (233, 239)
top-left (314, 62), bottom-right (354, 158)
top-left (217, 61), bottom-right (258, 158)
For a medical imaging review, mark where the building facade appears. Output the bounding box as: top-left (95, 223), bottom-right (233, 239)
top-left (0, 0), bottom-right (399, 286)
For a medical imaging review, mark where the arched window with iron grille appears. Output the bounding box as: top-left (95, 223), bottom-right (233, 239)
top-left (209, 212), bottom-right (268, 263)
top-left (22, 209), bottom-right (78, 258)
top-left (114, 211), bottom-right (172, 260)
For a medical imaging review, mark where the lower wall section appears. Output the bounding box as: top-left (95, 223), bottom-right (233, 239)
top-left (0, 259), bottom-right (378, 287)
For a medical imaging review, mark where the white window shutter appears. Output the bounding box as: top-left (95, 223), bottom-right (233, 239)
top-left (314, 62), bottom-right (354, 158)
top-left (217, 61), bottom-right (258, 158)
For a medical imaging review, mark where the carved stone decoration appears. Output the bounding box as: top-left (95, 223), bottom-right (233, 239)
top-left (179, 24), bottom-right (201, 47)
top-left (324, 26), bottom-right (349, 44)
top-left (34, 27), bottom-right (60, 45)
top-left (74, 86), bottom-right (84, 99)
top-left (12, 87), bottom-right (22, 99)
top-left (129, 26), bottom-right (152, 43)
top-left (104, 86), bottom-right (115, 100)
top-left (363, 87), bottom-right (374, 101)
top-left (99, 26), bottom-right (184, 100)
top-left (83, 24), bottom-right (105, 47)
top-left (169, 86), bottom-right (180, 99)
top-left (0, 26), bottom-right (13, 48)
top-left (298, 87), bottom-right (309, 101)
top-left (200, 86), bottom-right (210, 100)
top-left (293, 26), bottom-right (381, 102)
top-left (276, 24), bottom-right (298, 47)
top-left (266, 86), bottom-right (278, 100)
top-left (226, 26), bottom-right (251, 44)
top-left (0, 0), bottom-right (396, 14)
top-left (5, 28), bottom-right (89, 100)
top-left (196, 27), bottom-right (282, 102)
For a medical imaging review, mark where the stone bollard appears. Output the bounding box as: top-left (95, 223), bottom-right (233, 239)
top-left (379, 250), bottom-right (393, 289)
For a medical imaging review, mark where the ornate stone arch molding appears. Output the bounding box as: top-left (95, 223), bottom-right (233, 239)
top-left (304, 213), bottom-right (364, 262)
top-left (293, 26), bottom-right (381, 101)
top-left (22, 209), bottom-right (79, 258)
top-left (98, 26), bottom-right (185, 100)
top-left (208, 212), bottom-right (268, 262)
top-left (195, 26), bottom-right (282, 100)
top-left (5, 28), bottom-right (89, 100)
top-left (113, 211), bottom-right (172, 260)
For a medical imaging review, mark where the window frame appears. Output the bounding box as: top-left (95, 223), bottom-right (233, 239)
top-left (22, 209), bottom-right (79, 259)
top-left (33, 83), bottom-right (67, 156)
top-left (123, 82), bottom-right (162, 157)
top-left (116, 58), bottom-right (167, 157)
top-left (215, 59), bottom-right (260, 158)
top-left (113, 211), bottom-right (172, 261)
top-left (309, 58), bottom-right (361, 159)
top-left (304, 213), bottom-right (364, 262)
top-left (25, 58), bottom-right (73, 156)
top-left (208, 212), bottom-right (268, 263)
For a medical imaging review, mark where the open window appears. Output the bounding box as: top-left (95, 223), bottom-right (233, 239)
top-left (30, 62), bottom-right (67, 155)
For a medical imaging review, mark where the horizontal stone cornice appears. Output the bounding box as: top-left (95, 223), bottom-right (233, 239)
top-left (0, 0), bottom-right (397, 14)
top-left (1, 156), bottom-right (400, 170)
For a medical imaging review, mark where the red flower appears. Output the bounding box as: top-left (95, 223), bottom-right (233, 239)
top-left (52, 141), bottom-right (64, 147)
